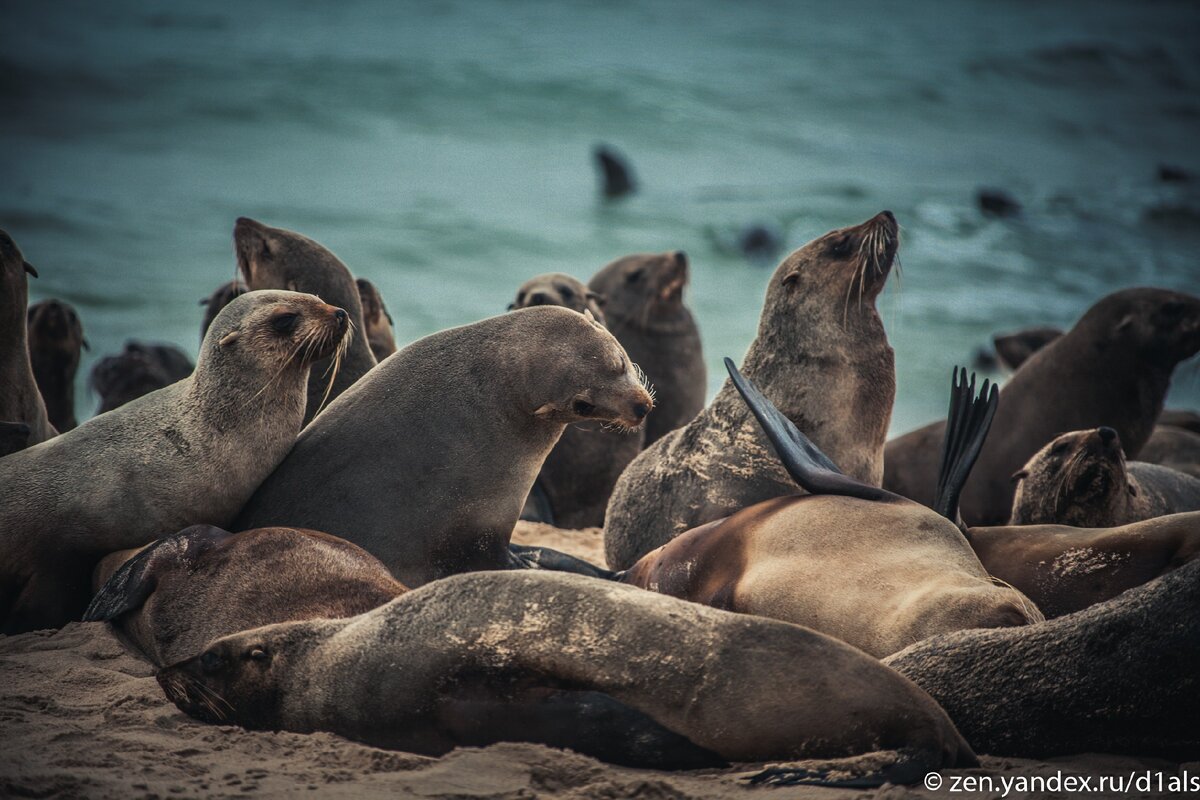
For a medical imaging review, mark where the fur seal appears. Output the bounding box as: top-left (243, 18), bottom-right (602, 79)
top-left (84, 525), bottom-right (406, 666)
top-left (200, 279), bottom-right (246, 338)
top-left (885, 558), bottom-right (1200, 759)
top-left (1010, 426), bottom-right (1200, 526)
top-left (234, 217), bottom-right (377, 424)
top-left (968, 512), bottom-right (1200, 618)
top-left (354, 277), bottom-right (397, 362)
top-left (604, 212), bottom-right (898, 569)
top-left (620, 361), bottom-right (1041, 657)
top-left (0, 421), bottom-right (30, 457)
top-left (0, 290), bottom-right (349, 634)
top-left (1139, 424), bottom-right (1200, 478)
top-left (26, 298), bottom-right (86, 432)
top-left (1159, 409), bottom-right (1200, 434)
top-left (234, 306), bottom-right (652, 588)
top-left (0, 230), bottom-right (56, 447)
top-left (991, 325), bottom-right (1062, 371)
top-left (510, 274), bottom-right (641, 528)
top-left (89, 341), bottom-right (194, 414)
top-left (589, 250), bottom-right (706, 446)
top-left (885, 288), bottom-right (1200, 525)
top-left (159, 570), bottom-right (976, 779)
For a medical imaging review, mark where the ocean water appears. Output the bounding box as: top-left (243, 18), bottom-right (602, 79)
top-left (2, 0), bottom-right (1198, 434)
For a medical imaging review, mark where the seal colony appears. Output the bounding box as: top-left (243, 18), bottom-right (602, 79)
top-left (5, 210), bottom-right (1200, 788)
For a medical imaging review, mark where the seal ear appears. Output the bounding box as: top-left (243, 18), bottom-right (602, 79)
top-left (82, 338), bottom-right (90, 351)
top-left (1128, 483), bottom-right (1138, 497)
top-left (23, 260), bottom-right (38, 278)
top-left (1010, 469), bottom-right (1029, 483)
top-left (506, 302), bottom-right (516, 311)
top-left (1115, 314), bottom-right (1134, 334)
top-left (781, 271), bottom-right (800, 287)
top-left (533, 403), bottom-right (556, 418)
top-left (219, 330), bottom-right (240, 348)
top-left (587, 291), bottom-right (607, 308)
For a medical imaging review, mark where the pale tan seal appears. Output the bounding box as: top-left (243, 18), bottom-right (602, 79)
top-left (604, 212), bottom-right (898, 569)
top-left (0, 230), bottom-right (55, 447)
top-left (1011, 426), bottom-right (1200, 526)
top-left (509, 272), bottom-right (606, 323)
top-left (0, 290), bottom-right (348, 634)
top-left (354, 277), bottom-right (397, 361)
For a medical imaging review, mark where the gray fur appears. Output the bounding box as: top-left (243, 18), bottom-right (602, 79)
top-left (0, 229), bottom-right (56, 447)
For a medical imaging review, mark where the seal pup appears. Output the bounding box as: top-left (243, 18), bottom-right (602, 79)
top-left (200, 279), bottom-right (246, 338)
top-left (620, 362), bottom-right (1041, 658)
top-left (0, 421), bottom-right (30, 458)
top-left (0, 290), bottom-right (349, 634)
top-left (991, 325), bottom-right (1062, 371)
top-left (885, 558), bottom-right (1200, 759)
top-left (968, 512), bottom-right (1200, 618)
top-left (0, 229), bottom-right (56, 447)
top-left (354, 277), bottom-right (397, 362)
top-left (235, 306), bottom-right (653, 588)
top-left (234, 217), bottom-right (377, 424)
top-left (510, 274), bottom-right (641, 527)
top-left (26, 298), bottom-right (87, 431)
top-left (605, 212), bottom-right (898, 569)
top-left (589, 250), bottom-right (705, 446)
top-left (89, 341), bottom-right (194, 414)
top-left (84, 525), bottom-right (406, 667)
top-left (885, 288), bottom-right (1200, 525)
top-left (159, 570), bottom-right (976, 780)
top-left (1010, 427), bottom-right (1200, 526)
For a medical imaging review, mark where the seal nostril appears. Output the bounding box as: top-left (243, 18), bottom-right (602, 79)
top-left (1097, 427), bottom-right (1117, 444)
top-left (531, 293), bottom-right (549, 306)
top-left (333, 308), bottom-right (348, 325)
top-left (672, 250), bottom-right (688, 267)
top-left (633, 403), bottom-right (650, 420)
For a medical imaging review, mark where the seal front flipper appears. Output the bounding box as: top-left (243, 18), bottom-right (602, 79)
top-left (507, 544), bottom-right (618, 581)
top-left (933, 367), bottom-right (998, 528)
top-left (725, 357), bottom-right (899, 502)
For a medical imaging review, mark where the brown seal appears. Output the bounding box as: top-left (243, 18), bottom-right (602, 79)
top-left (885, 288), bottom-right (1200, 525)
top-left (199, 279), bottom-right (247, 338)
top-left (158, 570), bottom-right (976, 781)
top-left (0, 230), bottom-right (56, 447)
top-left (885, 558), bottom-right (1200, 759)
top-left (234, 306), bottom-right (652, 588)
top-left (26, 299), bottom-right (87, 432)
top-left (0, 290), bottom-right (348, 634)
top-left (968, 511), bottom-right (1200, 618)
top-left (1138, 424), bottom-right (1200, 478)
top-left (1010, 427), bottom-right (1200, 526)
top-left (354, 277), bottom-right (397, 361)
top-left (620, 361), bottom-right (1041, 658)
top-left (510, 274), bottom-right (642, 528)
top-left (84, 525), bottom-right (406, 666)
top-left (234, 217), bottom-right (377, 424)
top-left (89, 341), bottom-right (194, 414)
top-left (604, 212), bottom-right (898, 569)
top-left (588, 250), bottom-right (705, 445)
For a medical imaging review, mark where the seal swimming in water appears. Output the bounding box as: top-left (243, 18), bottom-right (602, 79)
top-left (84, 525), bottom-right (406, 667)
top-left (1010, 426), bottom-right (1200, 526)
top-left (0, 230), bottom-right (56, 447)
top-left (27, 298), bottom-right (87, 432)
top-left (234, 217), bottom-right (377, 424)
top-left (885, 557), bottom-right (1200, 759)
top-left (89, 341), bottom-right (194, 414)
top-left (354, 277), bottom-right (397, 362)
top-left (604, 212), bottom-right (898, 569)
top-left (234, 306), bottom-right (652, 588)
top-left (158, 570), bottom-right (976, 780)
top-left (620, 361), bottom-right (1041, 657)
top-left (885, 288), bottom-right (1200, 525)
top-left (588, 250), bottom-right (706, 446)
top-left (0, 290), bottom-right (349, 634)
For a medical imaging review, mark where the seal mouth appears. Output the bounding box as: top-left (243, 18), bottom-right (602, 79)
top-left (157, 666), bottom-right (233, 724)
top-left (653, 252), bottom-right (689, 304)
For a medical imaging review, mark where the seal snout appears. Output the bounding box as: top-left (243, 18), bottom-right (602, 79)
top-left (1097, 426), bottom-right (1118, 446)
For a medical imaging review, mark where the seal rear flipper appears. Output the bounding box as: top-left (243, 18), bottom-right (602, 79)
top-left (933, 367), bottom-right (999, 527)
top-left (506, 544), bottom-right (618, 581)
top-left (744, 747), bottom-right (944, 787)
top-left (724, 357), bottom-right (900, 502)
top-left (83, 524), bottom-right (234, 622)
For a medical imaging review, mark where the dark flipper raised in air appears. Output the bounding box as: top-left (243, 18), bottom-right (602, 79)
top-left (933, 367), bottom-right (998, 528)
top-left (507, 543), bottom-right (618, 581)
top-left (724, 357), bottom-right (901, 502)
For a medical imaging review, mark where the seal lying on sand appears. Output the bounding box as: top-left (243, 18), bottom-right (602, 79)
top-left (885, 288), bottom-right (1200, 525)
top-left (0, 230), bottom-right (56, 447)
top-left (234, 217), bottom-right (377, 423)
top-left (27, 299), bottom-right (86, 432)
top-left (1010, 427), bottom-right (1200, 526)
top-left (235, 307), bottom-right (652, 588)
top-left (84, 525), bottom-right (406, 666)
top-left (355, 278), bottom-right (397, 362)
top-left (886, 557), bottom-right (1200, 759)
top-left (159, 570), bottom-right (976, 781)
top-left (0, 291), bottom-right (348, 634)
top-left (620, 361), bottom-right (1041, 657)
top-left (90, 341), bottom-right (194, 414)
top-left (605, 212), bottom-right (899, 569)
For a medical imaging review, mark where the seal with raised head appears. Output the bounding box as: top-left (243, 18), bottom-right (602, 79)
top-left (355, 277), bottom-right (397, 362)
top-left (159, 570), bottom-right (976, 781)
top-left (885, 288), bottom-right (1200, 525)
top-left (604, 212), bottom-right (898, 569)
top-left (84, 525), bottom-right (406, 667)
top-left (885, 558), bottom-right (1200, 759)
top-left (235, 306), bottom-right (652, 588)
top-left (588, 251), bottom-right (705, 445)
top-left (509, 273), bottom-right (606, 323)
top-left (0, 230), bottom-right (55, 447)
top-left (27, 299), bottom-right (86, 432)
top-left (620, 361), bottom-right (1041, 658)
top-left (200, 279), bottom-right (247, 338)
top-left (234, 217), bottom-right (377, 424)
top-left (0, 290), bottom-right (349, 634)
top-left (89, 341), bottom-right (194, 414)
top-left (1010, 426), bottom-right (1200, 526)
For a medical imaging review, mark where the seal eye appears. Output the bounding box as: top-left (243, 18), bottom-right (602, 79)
top-left (560, 287), bottom-right (575, 301)
top-left (625, 269), bottom-right (644, 284)
top-left (271, 313), bottom-right (299, 335)
top-left (573, 400), bottom-right (596, 416)
top-left (199, 651), bottom-right (225, 674)
top-left (829, 236), bottom-right (852, 257)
